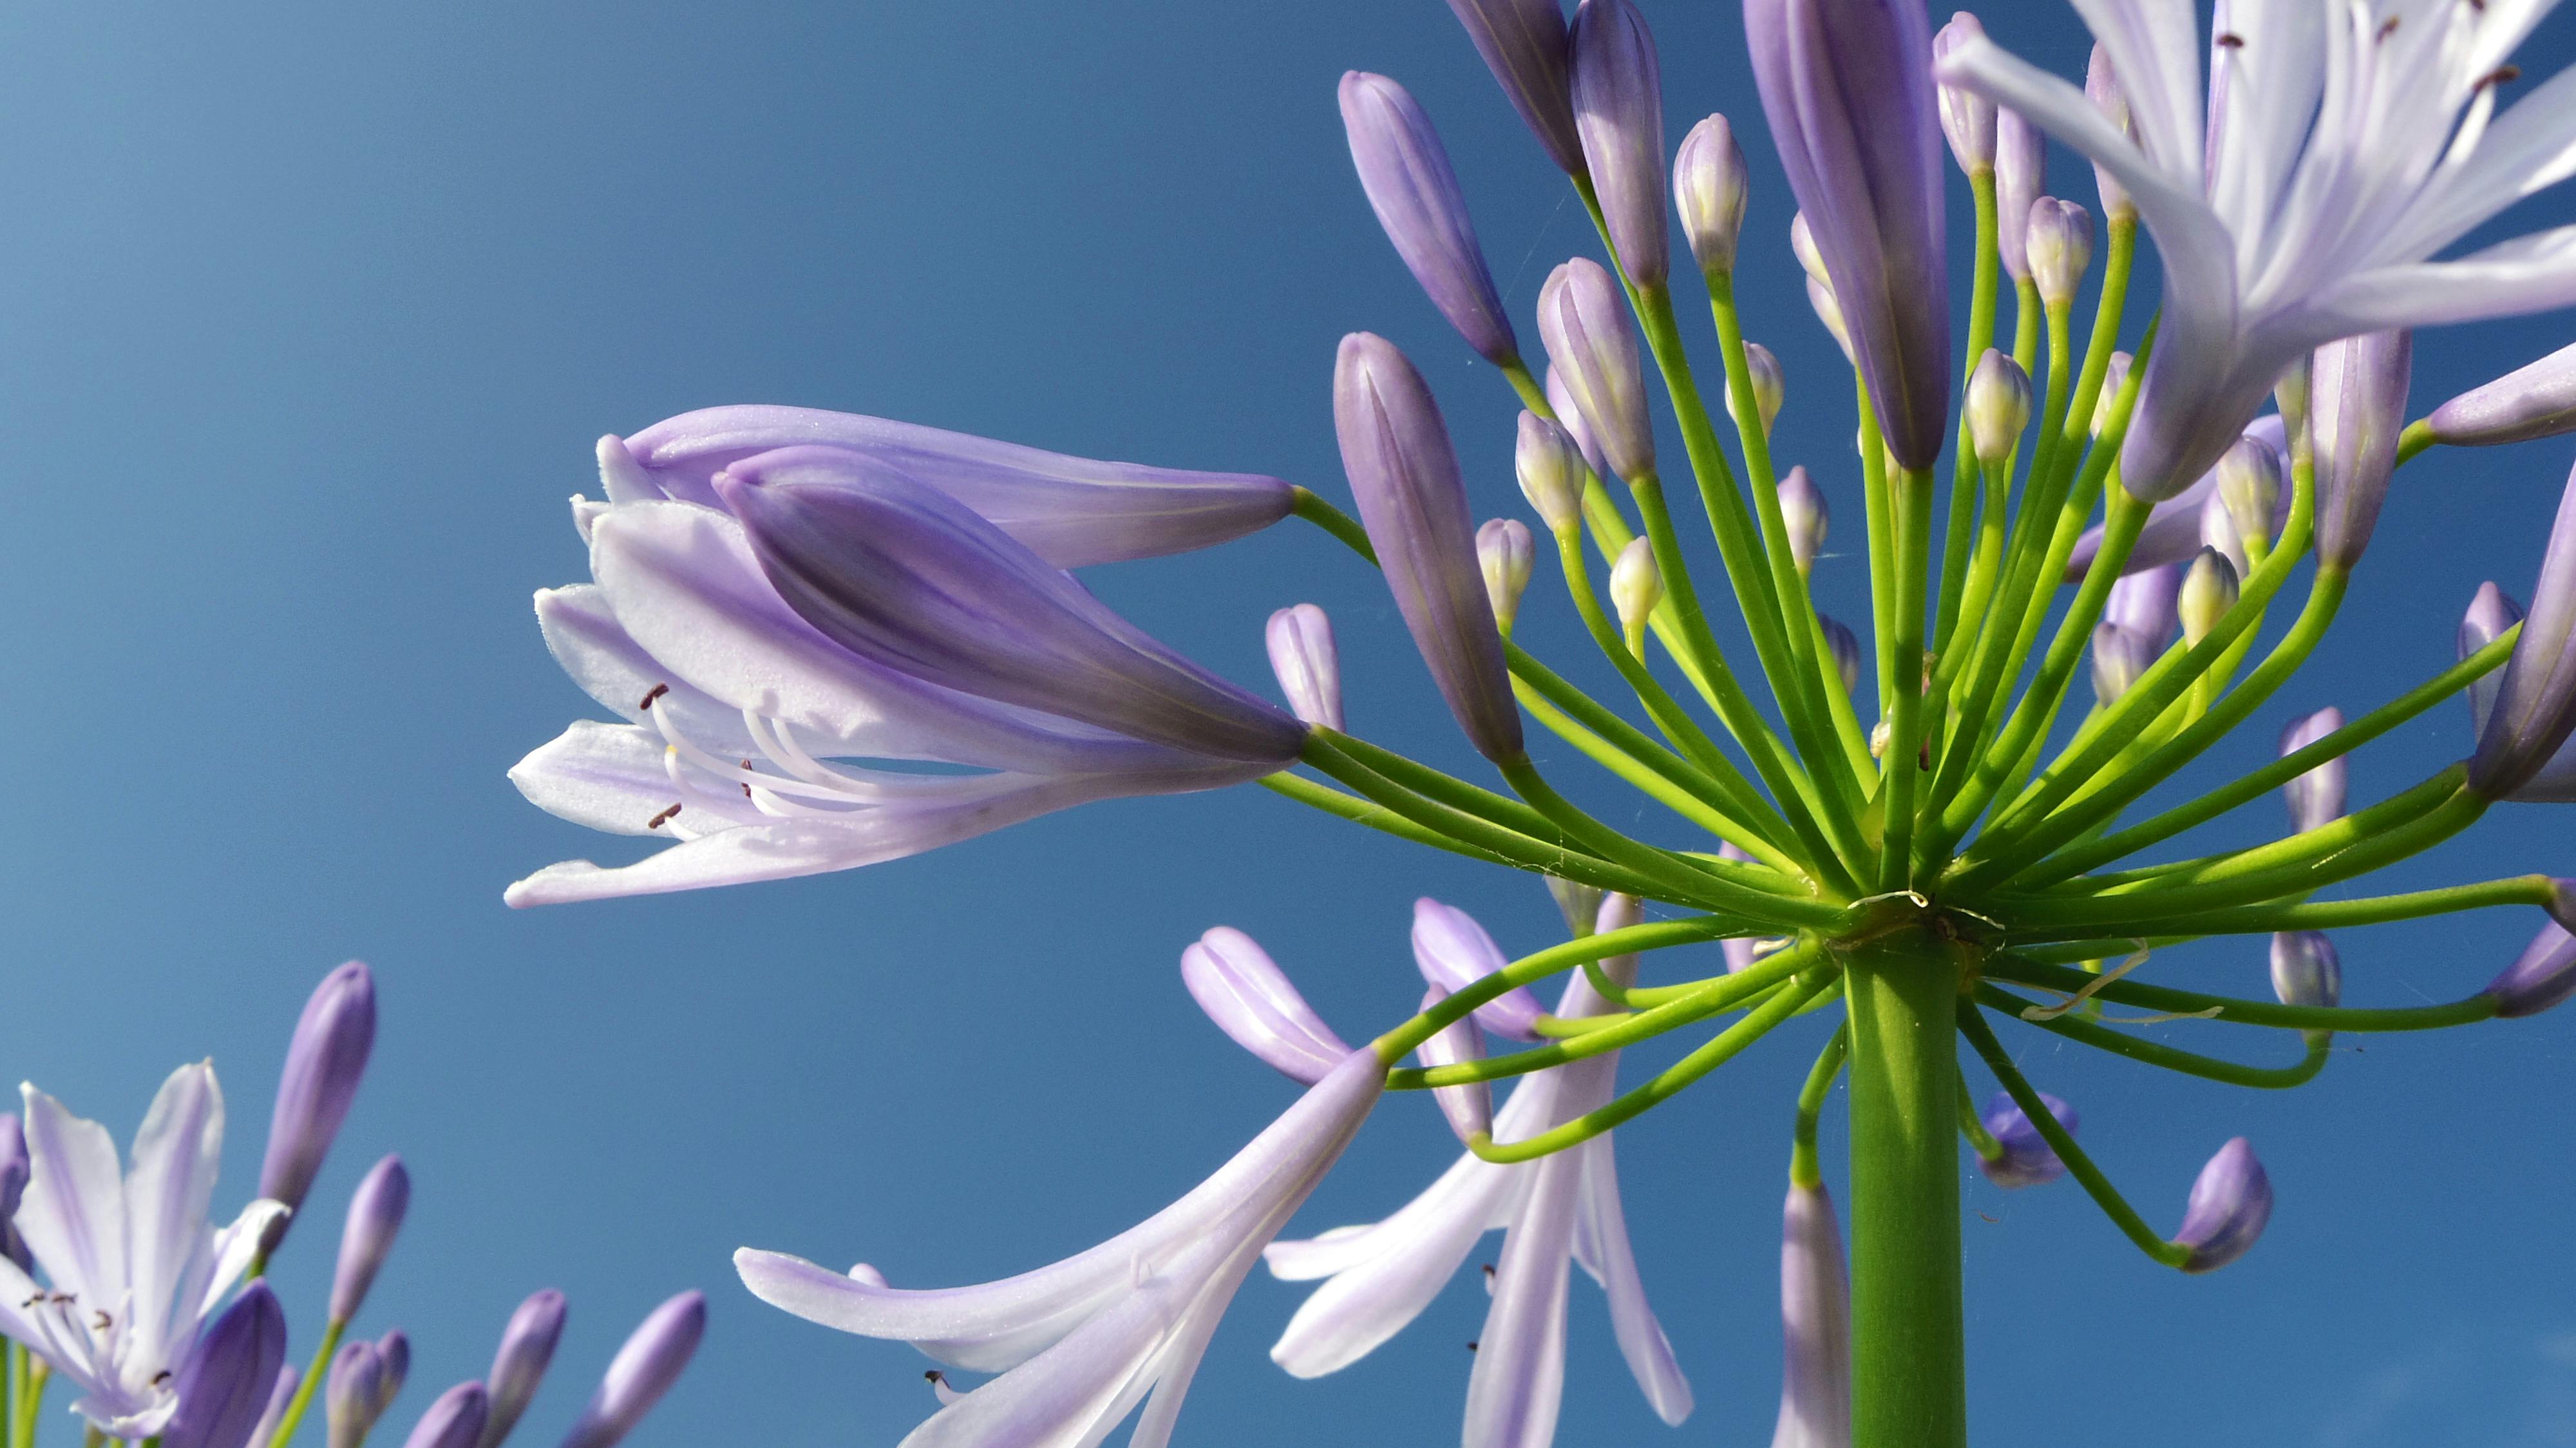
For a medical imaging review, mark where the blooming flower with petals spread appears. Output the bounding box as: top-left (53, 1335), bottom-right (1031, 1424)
top-left (737, 1050), bottom-right (1379, 1448)
top-left (0, 1065), bottom-right (285, 1437)
top-left (1940, 1), bottom-right (2576, 498)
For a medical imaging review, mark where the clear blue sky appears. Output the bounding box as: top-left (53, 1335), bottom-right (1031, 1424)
top-left (1, 2), bottom-right (2573, 1445)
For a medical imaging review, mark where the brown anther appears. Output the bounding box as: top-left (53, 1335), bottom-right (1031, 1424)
top-left (2378, 15), bottom-right (2400, 39)
top-left (639, 683), bottom-right (671, 710)
top-left (2215, 32), bottom-right (2244, 48)
top-left (151, 1371), bottom-right (172, 1386)
top-left (646, 803), bottom-right (684, 831)
top-left (2487, 64), bottom-right (2522, 88)
top-left (91, 1310), bottom-right (110, 1331)
top-left (1466, 1340), bottom-right (1480, 1352)
top-left (741, 761), bottom-right (757, 799)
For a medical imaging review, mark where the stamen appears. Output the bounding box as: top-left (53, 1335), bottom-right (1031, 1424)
top-left (639, 683), bottom-right (670, 711)
top-left (645, 804), bottom-right (683, 831)
top-left (2215, 32), bottom-right (2244, 49)
top-left (2484, 65), bottom-right (2520, 88)
top-left (2378, 16), bottom-right (2400, 40)
top-left (925, 1370), bottom-right (965, 1407)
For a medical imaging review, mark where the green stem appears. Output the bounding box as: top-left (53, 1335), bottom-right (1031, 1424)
top-left (267, 1317), bottom-right (346, 1448)
top-left (1933, 169), bottom-right (2004, 659)
top-left (1259, 773), bottom-right (1520, 870)
top-left (1504, 642), bottom-right (1792, 850)
top-left (1499, 756), bottom-right (1838, 920)
top-left (1792, 1022), bottom-right (1852, 1188)
top-left (1982, 955), bottom-right (2501, 1032)
top-left (1956, 1070), bottom-right (2003, 1161)
top-left (1882, 466), bottom-right (1937, 888)
top-left (1296, 737), bottom-right (1669, 900)
top-left (1373, 916), bottom-right (1745, 1062)
top-left (2038, 872), bottom-right (2557, 942)
top-left (1974, 984), bottom-right (2331, 1088)
top-left (1290, 487), bottom-right (1376, 562)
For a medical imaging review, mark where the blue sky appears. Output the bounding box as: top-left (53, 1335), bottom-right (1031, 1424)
top-left (1, 1), bottom-right (2573, 1445)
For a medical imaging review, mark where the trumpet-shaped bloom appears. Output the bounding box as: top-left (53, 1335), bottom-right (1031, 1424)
top-left (0, 1065), bottom-right (286, 1437)
top-left (1771, 1181), bottom-right (1850, 1448)
top-left (1939, 3), bottom-right (2576, 499)
top-left (737, 1051), bottom-right (1380, 1448)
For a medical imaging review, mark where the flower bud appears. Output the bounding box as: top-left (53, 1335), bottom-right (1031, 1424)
top-left (1442, 0), bottom-right (1585, 176)
top-left (2091, 351), bottom-right (2134, 437)
top-left (1537, 258), bottom-right (1653, 482)
top-left (2178, 547), bottom-right (2239, 646)
top-left (2216, 434), bottom-right (2283, 557)
top-left (478, 1290), bottom-right (568, 1448)
top-left (1806, 277), bottom-right (1855, 362)
top-left (1514, 410), bottom-right (1588, 533)
top-left (400, 1384), bottom-right (489, 1448)
top-left (332, 1155), bottom-right (411, 1324)
top-left (2488, 922), bottom-right (2576, 1018)
top-left (1728, 341), bottom-right (1786, 439)
top-left (1774, 1182), bottom-right (1852, 1448)
top-left (2472, 459), bottom-right (2576, 799)
top-left (2461, 581), bottom-right (2526, 741)
top-left (2085, 45), bottom-right (2135, 222)
top-left (1546, 876), bottom-right (1606, 937)
top-left (1340, 72), bottom-right (1519, 367)
top-left (2106, 562), bottom-right (2182, 651)
top-left (374, 1332), bottom-right (410, 1415)
top-left (1542, 368), bottom-right (1610, 481)
top-left (2269, 931), bottom-right (2342, 1009)
top-left (2090, 624), bottom-right (2155, 706)
top-left (2199, 490), bottom-right (2248, 580)
top-left (558, 1292), bottom-right (706, 1448)
top-left (1265, 604), bottom-right (1343, 732)
top-left (1974, 1090), bottom-right (2077, 1190)
top-left (1788, 212), bottom-right (1828, 289)
top-left (1415, 987), bottom-right (1494, 1146)
top-left (1966, 349), bottom-right (2031, 468)
top-left (1994, 107), bottom-right (2045, 281)
top-left (259, 960), bottom-right (378, 1250)
top-left (162, 1283), bottom-right (289, 1448)
top-left (1478, 519), bottom-right (1536, 633)
top-left (1412, 897), bottom-right (1546, 1041)
top-left (249, 1366), bottom-right (299, 1448)
top-left (1180, 927), bottom-right (1353, 1085)
top-left (327, 1342), bottom-right (388, 1448)
top-left (1819, 613), bottom-right (1861, 694)
top-left (2312, 330), bottom-right (2412, 571)
top-left (2174, 1138), bottom-right (2273, 1273)
top-left (2430, 340), bottom-right (2576, 446)
top-left (2278, 707), bottom-right (2347, 833)
top-left (1569, 0), bottom-right (1668, 288)
top-left (1779, 466), bottom-right (1828, 576)
top-left (1931, 14), bottom-right (1996, 174)
top-left (2025, 198), bottom-right (2093, 309)
top-left (1673, 114), bottom-right (1748, 275)
top-left (1336, 332), bottom-right (1523, 762)
top-left (0, 1115), bottom-right (28, 1273)
top-left (1609, 536), bottom-right (1664, 636)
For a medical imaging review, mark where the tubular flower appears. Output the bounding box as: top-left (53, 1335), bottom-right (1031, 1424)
top-left (0, 1065), bottom-right (286, 1436)
top-left (258, 960), bottom-right (375, 1250)
top-left (1340, 72), bottom-right (1521, 368)
top-left (737, 1052), bottom-right (1381, 1448)
top-left (1938, 5), bottom-right (2576, 500)
top-left (1569, 0), bottom-right (1669, 287)
top-left (2430, 339), bottom-right (2576, 446)
top-left (1411, 898), bottom-right (1549, 1042)
top-left (1441, 0), bottom-right (1585, 176)
top-left (2473, 457), bottom-right (2576, 799)
top-left (1537, 258), bottom-right (1654, 483)
top-left (2488, 922), bottom-right (2576, 1018)
top-left (1771, 1181), bottom-right (1850, 1448)
top-left (2311, 330), bottom-right (2413, 572)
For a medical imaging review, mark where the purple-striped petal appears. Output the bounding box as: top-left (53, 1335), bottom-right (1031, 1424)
top-left (1995, 106), bottom-right (2045, 282)
top-left (1463, 1147), bottom-right (1577, 1447)
top-left (2311, 330), bottom-right (2414, 572)
top-left (2430, 340), bottom-right (2576, 447)
top-left (1415, 988), bottom-right (1495, 1147)
top-left (1181, 928), bottom-right (1352, 1085)
top-left (1265, 604), bottom-right (1343, 732)
top-left (2474, 459), bottom-right (2576, 799)
top-left (1340, 72), bottom-right (1519, 367)
top-left (1570, 1138), bottom-right (1690, 1425)
top-left (1537, 258), bottom-right (1653, 483)
top-left (160, 1284), bottom-right (287, 1448)
top-left (2270, 931), bottom-right (2342, 1011)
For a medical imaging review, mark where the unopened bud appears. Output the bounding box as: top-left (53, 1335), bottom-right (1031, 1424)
top-left (1779, 466), bottom-right (1828, 576)
top-left (2092, 351), bottom-right (2134, 437)
top-left (1477, 519), bottom-right (1537, 633)
top-left (1931, 14), bottom-right (1996, 173)
top-left (260, 959), bottom-right (377, 1251)
top-left (1819, 613), bottom-right (1861, 694)
top-left (2198, 491), bottom-right (2248, 579)
top-left (327, 1341), bottom-right (388, 1448)
top-left (1975, 1091), bottom-right (2077, 1190)
top-left (1609, 536), bottom-right (1663, 635)
top-left (0, 1116), bottom-right (27, 1273)
top-left (2489, 921), bottom-right (2576, 1018)
top-left (1415, 987), bottom-right (1494, 1146)
top-left (332, 1154), bottom-right (411, 1324)
top-left (2106, 562), bottom-right (2182, 651)
top-left (2178, 547), bottom-right (2239, 645)
top-left (399, 1384), bottom-right (489, 1448)
top-left (1537, 259), bottom-right (1653, 482)
top-left (1515, 410), bottom-right (1587, 533)
top-left (1995, 108), bottom-right (2045, 281)
top-left (2430, 339), bottom-right (2576, 446)
top-left (2090, 623), bottom-right (2155, 705)
top-left (2269, 931), bottom-right (2342, 1009)
top-left (1788, 212), bottom-right (1830, 289)
top-left (2460, 581), bottom-right (2526, 739)
top-left (1807, 277), bottom-right (1855, 361)
top-left (1966, 350), bottom-right (2031, 468)
top-left (558, 1292), bottom-right (707, 1448)
top-left (2025, 197), bottom-right (2094, 309)
top-left (2215, 435), bottom-right (2282, 557)
top-left (2174, 1138), bottom-right (2273, 1273)
top-left (1180, 927), bottom-right (1352, 1085)
top-left (1728, 341), bottom-right (1785, 438)
top-left (1672, 113), bottom-right (1748, 276)
top-left (1265, 603), bottom-right (1343, 731)
top-left (2085, 46), bottom-right (2136, 222)
top-left (162, 1284), bottom-right (289, 1448)
top-left (478, 1290), bottom-right (567, 1448)
top-left (2278, 707), bottom-right (2347, 832)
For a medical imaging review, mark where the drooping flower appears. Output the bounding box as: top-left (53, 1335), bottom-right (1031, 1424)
top-left (0, 1065), bottom-right (286, 1436)
top-left (1340, 71), bottom-right (1522, 368)
top-left (1771, 1181), bottom-right (1850, 1448)
top-left (737, 1053), bottom-right (1379, 1448)
top-left (2488, 922), bottom-right (2576, 1018)
top-left (2174, 1138), bottom-right (2272, 1274)
top-left (258, 960), bottom-right (375, 1252)
top-left (1411, 897), bottom-right (1549, 1042)
top-left (1938, 6), bottom-right (2576, 499)
top-left (1973, 1091), bottom-right (2077, 1190)
top-left (2472, 457), bottom-right (2576, 799)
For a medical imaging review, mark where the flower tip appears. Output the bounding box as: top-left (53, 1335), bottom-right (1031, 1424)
top-left (1180, 926), bottom-right (1352, 1083)
top-left (2175, 1138), bottom-right (2271, 1273)
top-left (2488, 920), bottom-right (2576, 1018)
top-left (1975, 1091), bottom-right (2077, 1190)
top-left (1265, 604), bottom-right (1342, 732)
top-left (594, 435), bottom-right (656, 503)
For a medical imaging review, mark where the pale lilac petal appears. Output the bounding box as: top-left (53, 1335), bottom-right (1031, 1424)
top-left (1179, 928), bottom-right (1352, 1085)
top-left (1265, 1152), bottom-right (1523, 1378)
top-left (123, 1064), bottom-right (225, 1373)
top-left (2307, 225), bottom-right (2576, 334)
top-left (15, 1085), bottom-right (128, 1304)
top-left (1410, 899), bottom-right (1546, 1041)
top-left (1772, 1182), bottom-right (1851, 1448)
top-left (507, 721), bottom-right (771, 839)
top-left (1463, 1147), bottom-right (1577, 1448)
top-left (1569, 1138), bottom-right (1690, 1425)
top-left (532, 586), bottom-right (761, 758)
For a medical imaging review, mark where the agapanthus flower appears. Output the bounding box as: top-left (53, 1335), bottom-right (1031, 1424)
top-left (1771, 1181), bottom-right (1850, 1448)
top-left (735, 1051), bottom-right (1380, 1448)
top-left (1973, 1091), bottom-right (2078, 1190)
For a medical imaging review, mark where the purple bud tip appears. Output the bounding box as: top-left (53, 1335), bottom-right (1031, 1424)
top-left (1441, 0), bottom-right (1585, 176)
top-left (1931, 13), bottom-right (1996, 173)
top-left (1338, 71), bottom-right (1519, 367)
top-left (478, 1289), bottom-right (568, 1448)
top-left (2471, 459), bottom-right (2576, 798)
top-left (2311, 330), bottom-right (2414, 571)
top-left (376, 1331), bottom-right (412, 1407)
top-left (332, 1154), bottom-right (412, 1323)
top-left (1975, 1091), bottom-right (2078, 1190)
top-left (260, 960), bottom-right (378, 1241)
top-left (1415, 987), bottom-right (1495, 1146)
top-left (2278, 707), bottom-right (2348, 833)
top-left (2489, 921), bottom-right (2576, 1019)
top-left (162, 1282), bottom-right (289, 1448)
top-left (399, 1383), bottom-right (489, 1448)
top-left (1411, 897), bottom-right (1547, 1041)
top-left (2269, 931), bottom-right (2342, 1011)
top-left (1537, 258), bottom-right (1653, 483)
top-left (2429, 339), bottom-right (2576, 447)
top-left (328, 1339), bottom-right (388, 1444)
top-left (2174, 1138), bottom-right (2273, 1273)
top-left (1180, 926), bottom-right (1352, 1084)
top-left (560, 1291), bottom-right (707, 1448)
top-left (1265, 604), bottom-right (1343, 732)
top-left (1779, 465), bottom-right (1828, 573)
top-left (1569, 0), bottom-right (1669, 287)
top-left (1819, 613), bottom-right (1861, 694)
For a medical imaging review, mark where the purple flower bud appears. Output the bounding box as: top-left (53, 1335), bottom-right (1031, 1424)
top-left (1412, 897), bottom-right (1546, 1041)
top-left (1569, 0), bottom-right (1668, 287)
top-left (2106, 562), bottom-right (2183, 652)
top-left (559, 1291), bottom-right (706, 1448)
top-left (399, 1384), bottom-right (488, 1448)
top-left (2270, 931), bottom-right (2342, 1009)
top-left (2174, 1138), bottom-right (2273, 1273)
top-left (1744, 0), bottom-right (1950, 469)
top-left (1966, 349), bottom-right (2031, 468)
top-left (0, 1114), bottom-right (28, 1272)
top-left (1414, 987), bottom-right (1494, 1146)
top-left (1334, 332), bottom-right (1524, 763)
top-left (2199, 490), bottom-right (2248, 580)
top-left (332, 1154), bottom-right (411, 1323)
top-left (2090, 624), bottom-right (2156, 706)
top-left (1672, 114), bottom-right (1748, 275)
top-left (1780, 465), bottom-right (1828, 576)
top-left (248, 1365), bottom-right (299, 1448)
top-left (1265, 604), bottom-right (1343, 732)
top-left (1180, 927), bottom-right (1353, 1085)
top-left (477, 1290), bottom-right (567, 1448)
top-left (163, 1283), bottom-right (290, 1448)
top-left (2069, 417), bottom-right (2289, 582)
top-left (1546, 875), bottom-right (1606, 937)
top-left (2178, 547), bottom-right (2239, 646)
top-left (2278, 707), bottom-right (2347, 833)
top-left (2462, 581), bottom-right (2526, 743)
top-left (1441, 0), bottom-right (1585, 176)
top-left (1609, 535), bottom-right (1664, 635)
top-left (1772, 1182), bottom-right (1851, 1448)
top-left (1514, 410), bottom-right (1587, 533)
top-left (1975, 1091), bottom-right (2077, 1190)
top-left (719, 459), bottom-right (1307, 767)
top-left (1819, 613), bottom-right (1861, 694)
top-left (2474, 461), bottom-right (2576, 799)
top-left (2025, 198), bottom-right (2093, 310)
top-left (1728, 341), bottom-right (1786, 439)
top-left (1542, 368), bottom-right (1611, 481)
top-left (260, 960), bottom-right (377, 1245)
top-left (1340, 72), bottom-right (1519, 368)
top-left (1478, 519), bottom-right (1536, 632)
top-left (328, 1341), bottom-right (387, 1448)
top-left (2489, 922), bottom-right (2576, 1018)
top-left (2217, 435), bottom-right (2283, 553)
top-left (1994, 107), bottom-right (2045, 281)
top-left (2311, 330), bottom-right (2413, 572)
top-left (2084, 46), bottom-right (2134, 222)
top-left (1806, 277), bottom-right (1855, 363)
top-left (1537, 258), bottom-right (1653, 482)
top-left (2430, 340), bottom-right (2576, 447)
top-left (375, 1331), bottom-right (411, 1413)
top-left (1931, 14), bottom-right (1996, 174)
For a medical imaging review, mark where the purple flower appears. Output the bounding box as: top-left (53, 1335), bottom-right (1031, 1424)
top-left (259, 960), bottom-right (377, 1247)
top-left (1412, 897), bottom-right (1548, 1042)
top-left (1537, 258), bottom-right (1654, 483)
top-left (740, 1054), bottom-right (1379, 1448)
top-left (2090, 624), bottom-right (2156, 707)
top-left (2105, 562), bottom-right (2183, 652)
top-left (1673, 114), bottom-right (1749, 276)
top-left (1780, 465), bottom-right (1827, 576)
top-left (2430, 341), bottom-right (2576, 447)
top-left (1414, 986), bottom-right (1495, 1147)
top-left (1932, 14), bottom-right (1996, 175)
top-left (327, 1340), bottom-right (390, 1448)
top-left (1441, 0), bottom-right (1585, 175)
top-left (1182, 927), bottom-right (1354, 1085)
top-left (1819, 613), bottom-right (1861, 694)
top-left (2270, 931), bottom-right (2342, 1010)
top-left (332, 1154), bottom-right (410, 1324)
top-left (2462, 582), bottom-right (2526, 747)
top-left (604, 407), bottom-right (1291, 569)
top-left (374, 1331), bottom-right (410, 1416)
top-left (2026, 197), bottom-right (2093, 310)
top-left (1744, 0), bottom-right (1949, 468)
top-left (0, 1114), bottom-right (28, 1273)
top-left (2080, 45), bottom-right (2130, 224)
top-left (399, 1384), bottom-right (489, 1448)
top-left (2068, 417), bottom-right (2287, 581)
top-left (2174, 1139), bottom-right (2272, 1274)
top-left (1544, 365), bottom-right (1613, 481)
top-left (1994, 106), bottom-right (2045, 284)
top-left (476, 1289), bottom-right (566, 1448)
top-left (1479, 518), bottom-right (1537, 632)
top-left (1335, 333), bottom-right (1524, 762)
top-left (2473, 460), bottom-right (2576, 799)
top-left (2278, 708), bottom-right (2346, 834)
top-left (160, 1283), bottom-right (288, 1448)
top-left (1967, 349), bottom-right (2031, 468)
top-left (559, 1292), bottom-right (706, 1448)
top-left (1340, 72), bottom-right (1520, 367)
top-left (246, 1364), bottom-right (299, 1448)
top-left (2311, 330), bottom-right (2413, 572)
top-left (1516, 411), bottom-right (1587, 533)
top-left (1974, 1091), bottom-right (2077, 1190)
top-left (1265, 604), bottom-right (1343, 732)
top-left (1569, 0), bottom-right (1668, 287)
top-left (1771, 1181), bottom-right (1850, 1448)
top-left (2489, 922), bottom-right (2576, 1019)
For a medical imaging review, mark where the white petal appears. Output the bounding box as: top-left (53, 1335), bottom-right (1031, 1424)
top-left (507, 721), bottom-right (770, 838)
top-left (15, 1086), bottom-right (128, 1305)
top-left (2374, 64), bottom-right (2576, 265)
top-left (121, 1063), bottom-right (223, 1375)
top-left (896, 1258), bottom-right (1195, 1448)
top-left (534, 586), bottom-right (761, 757)
top-left (1462, 1148), bottom-right (1577, 1448)
top-left (194, 1200), bottom-right (289, 1323)
top-left (2304, 224), bottom-right (2576, 332)
top-left (2069, 0), bottom-right (2206, 178)
top-left (1264, 1152), bottom-right (1524, 1378)
top-left (1570, 1138), bottom-right (1690, 1425)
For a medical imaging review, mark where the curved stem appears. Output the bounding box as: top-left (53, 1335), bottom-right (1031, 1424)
top-left (1975, 983), bottom-right (2331, 1088)
top-left (1259, 773), bottom-right (1520, 870)
top-left (1982, 955), bottom-right (2501, 1033)
top-left (1373, 916), bottom-right (1747, 1062)
top-left (1792, 1021), bottom-right (1853, 1188)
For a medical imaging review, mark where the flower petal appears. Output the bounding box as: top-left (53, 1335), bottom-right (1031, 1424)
top-left (507, 721), bottom-right (773, 839)
top-left (122, 1064), bottom-right (224, 1373)
top-left (1462, 1147), bottom-right (1577, 1448)
top-left (15, 1085), bottom-right (128, 1305)
top-left (1569, 1138), bottom-right (1690, 1425)
top-left (533, 586), bottom-right (761, 758)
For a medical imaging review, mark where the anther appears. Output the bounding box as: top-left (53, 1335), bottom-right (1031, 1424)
top-left (2215, 32), bottom-right (2244, 48)
top-left (639, 683), bottom-right (670, 710)
top-left (2486, 65), bottom-right (2521, 88)
top-left (151, 1371), bottom-right (172, 1386)
top-left (2378, 15), bottom-right (2400, 39)
top-left (91, 1311), bottom-right (109, 1331)
top-left (646, 803), bottom-right (683, 831)
top-left (1466, 1340), bottom-right (1480, 1352)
